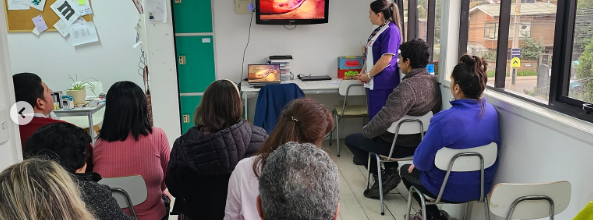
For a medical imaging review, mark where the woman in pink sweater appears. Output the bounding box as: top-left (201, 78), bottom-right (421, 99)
top-left (93, 81), bottom-right (171, 220)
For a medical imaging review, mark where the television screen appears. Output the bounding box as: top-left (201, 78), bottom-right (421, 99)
top-left (256, 0), bottom-right (329, 25)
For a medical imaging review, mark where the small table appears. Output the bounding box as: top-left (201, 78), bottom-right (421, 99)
top-left (53, 102), bottom-right (106, 144)
top-left (240, 78), bottom-right (341, 119)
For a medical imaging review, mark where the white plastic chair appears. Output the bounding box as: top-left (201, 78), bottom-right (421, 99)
top-left (367, 112), bottom-right (433, 215)
top-left (329, 80), bottom-right (368, 156)
top-left (98, 175), bottom-right (148, 220)
top-left (489, 181), bottom-right (571, 220)
top-left (405, 142), bottom-right (499, 220)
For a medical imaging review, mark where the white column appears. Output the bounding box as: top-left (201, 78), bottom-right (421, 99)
top-left (142, 0), bottom-right (181, 147)
top-left (0, 0), bottom-right (24, 170)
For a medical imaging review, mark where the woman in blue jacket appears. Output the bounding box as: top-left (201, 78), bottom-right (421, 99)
top-left (401, 55), bottom-right (500, 220)
top-left (358, 0), bottom-right (403, 120)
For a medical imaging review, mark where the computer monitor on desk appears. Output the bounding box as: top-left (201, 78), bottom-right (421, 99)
top-left (248, 64), bottom-right (281, 88)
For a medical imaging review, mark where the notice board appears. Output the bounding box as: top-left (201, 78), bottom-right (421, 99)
top-left (3, 0), bottom-right (92, 32)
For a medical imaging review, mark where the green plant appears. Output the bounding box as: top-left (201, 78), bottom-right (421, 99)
top-left (67, 74), bottom-right (97, 95)
top-left (521, 38), bottom-right (544, 60)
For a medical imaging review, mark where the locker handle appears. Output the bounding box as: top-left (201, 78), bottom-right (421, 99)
top-left (175, 0), bottom-right (181, 3)
top-left (179, 56), bottom-right (186, 65)
top-left (183, 115), bottom-right (190, 123)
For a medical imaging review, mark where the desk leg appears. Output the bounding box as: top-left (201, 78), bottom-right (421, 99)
top-left (88, 112), bottom-right (95, 145)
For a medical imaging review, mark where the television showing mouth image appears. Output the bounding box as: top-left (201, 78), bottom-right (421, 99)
top-left (256, 0), bottom-right (329, 25)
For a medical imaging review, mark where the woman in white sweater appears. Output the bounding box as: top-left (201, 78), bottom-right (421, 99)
top-left (224, 98), bottom-right (334, 220)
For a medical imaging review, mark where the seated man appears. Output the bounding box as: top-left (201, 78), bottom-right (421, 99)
top-left (345, 39), bottom-right (442, 198)
top-left (12, 72), bottom-right (61, 143)
top-left (22, 122), bottom-right (133, 220)
top-left (13, 72), bottom-right (94, 171)
top-left (257, 142), bottom-right (339, 220)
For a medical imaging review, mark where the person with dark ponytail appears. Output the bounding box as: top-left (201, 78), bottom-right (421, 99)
top-left (358, 0), bottom-right (404, 120)
top-left (401, 55), bottom-right (501, 220)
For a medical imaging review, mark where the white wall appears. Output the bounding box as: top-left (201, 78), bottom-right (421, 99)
top-left (6, 0), bottom-right (143, 93)
top-left (212, 0), bottom-right (372, 81)
top-left (0, 0), bottom-right (23, 170)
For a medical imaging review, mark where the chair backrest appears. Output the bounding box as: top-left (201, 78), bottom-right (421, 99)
top-left (434, 142), bottom-right (498, 172)
top-left (489, 181), bottom-right (572, 219)
top-left (73, 81), bottom-right (103, 96)
top-left (98, 175), bottom-right (148, 208)
top-left (386, 111), bottom-right (433, 135)
top-left (338, 80), bottom-right (365, 96)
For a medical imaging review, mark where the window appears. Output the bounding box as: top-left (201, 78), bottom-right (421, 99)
top-left (484, 22), bottom-right (498, 39)
top-left (504, 2), bottom-right (556, 103)
top-left (433, 0), bottom-right (442, 62)
top-left (466, 1), bottom-right (501, 86)
top-left (459, 0), bottom-right (593, 122)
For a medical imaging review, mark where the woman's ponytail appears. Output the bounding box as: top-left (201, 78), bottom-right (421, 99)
top-left (453, 55), bottom-right (490, 117)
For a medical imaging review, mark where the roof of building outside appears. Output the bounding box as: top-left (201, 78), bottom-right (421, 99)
top-left (469, 2), bottom-right (557, 17)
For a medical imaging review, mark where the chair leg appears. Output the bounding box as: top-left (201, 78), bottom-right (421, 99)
top-left (376, 154), bottom-right (384, 215)
top-left (484, 196), bottom-right (491, 220)
top-left (406, 186), bottom-right (415, 219)
top-left (463, 203), bottom-right (472, 220)
top-left (336, 115), bottom-right (340, 157)
top-left (366, 153), bottom-right (372, 190)
top-left (329, 114), bottom-right (335, 146)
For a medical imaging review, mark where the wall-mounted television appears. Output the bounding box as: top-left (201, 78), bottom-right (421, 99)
top-left (256, 0), bottom-right (329, 25)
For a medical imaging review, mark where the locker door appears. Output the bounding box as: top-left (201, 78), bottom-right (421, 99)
top-left (176, 36), bottom-right (216, 93)
top-left (173, 0), bottom-right (213, 33)
top-left (179, 95), bottom-right (202, 134)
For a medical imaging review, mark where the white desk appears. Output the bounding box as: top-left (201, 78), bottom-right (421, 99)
top-left (53, 102), bottom-right (106, 144)
top-left (241, 78), bottom-right (342, 119)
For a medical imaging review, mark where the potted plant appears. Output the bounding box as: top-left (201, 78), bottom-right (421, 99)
top-left (66, 75), bottom-right (97, 105)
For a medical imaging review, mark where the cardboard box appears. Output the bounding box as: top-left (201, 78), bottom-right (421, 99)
top-left (339, 69), bottom-right (361, 80)
top-left (338, 56), bottom-right (364, 79)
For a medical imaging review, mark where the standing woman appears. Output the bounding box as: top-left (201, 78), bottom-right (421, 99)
top-left (359, 0), bottom-right (403, 120)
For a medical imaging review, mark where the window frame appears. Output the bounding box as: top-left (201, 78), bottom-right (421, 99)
top-left (404, 0), bottom-right (438, 62)
top-left (460, 0), bottom-right (593, 123)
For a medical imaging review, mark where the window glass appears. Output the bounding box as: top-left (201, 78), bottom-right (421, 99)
top-left (467, 1), bottom-right (500, 86)
top-left (504, 1), bottom-right (557, 103)
top-left (568, 0), bottom-right (593, 103)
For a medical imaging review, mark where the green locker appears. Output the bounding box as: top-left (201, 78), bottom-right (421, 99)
top-left (176, 36), bottom-right (216, 93)
top-left (173, 0), bottom-right (213, 33)
top-left (180, 95), bottom-right (202, 134)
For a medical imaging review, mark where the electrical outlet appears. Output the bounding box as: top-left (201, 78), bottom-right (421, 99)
top-left (183, 115), bottom-right (190, 123)
top-left (235, 0), bottom-right (251, 14)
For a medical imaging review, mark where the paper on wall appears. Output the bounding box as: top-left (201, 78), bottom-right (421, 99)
top-left (7, 0), bottom-right (29, 10)
top-left (146, 0), bottom-right (166, 23)
top-left (32, 28), bottom-right (40, 36)
top-left (28, 0), bottom-right (47, 11)
top-left (51, 0), bottom-right (81, 26)
top-left (32, 14), bottom-right (48, 33)
top-left (54, 19), bottom-right (69, 37)
top-left (72, 0), bottom-right (92, 16)
top-left (69, 22), bottom-right (99, 46)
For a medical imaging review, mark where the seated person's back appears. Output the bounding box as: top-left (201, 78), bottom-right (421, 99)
top-left (12, 72), bottom-right (95, 171)
top-left (22, 122), bottom-right (133, 220)
top-left (0, 159), bottom-right (97, 220)
top-left (93, 81), bottom-right (171, 220)
top-left (257, 142), bottom-right (340, 220)
top-left (166, 80), bottom-right (268, 219)
top-left (345, 39), bottom-right (442, 199)
top-left (401, 55), bottom-right (500, 220)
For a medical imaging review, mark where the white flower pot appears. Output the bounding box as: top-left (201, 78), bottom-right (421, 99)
top-left (66, 90), bottom-right (86, 105)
